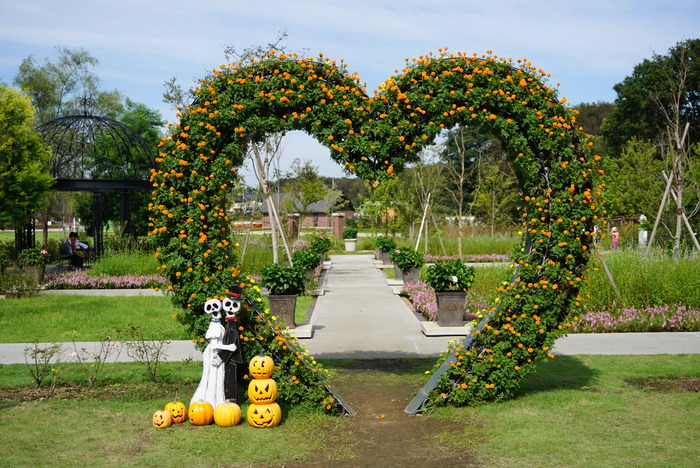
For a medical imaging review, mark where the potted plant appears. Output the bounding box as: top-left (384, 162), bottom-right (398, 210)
top-left (261, 263), bottom-right (306, 328)
top-left (389, 247), bottom-right (424, 283)
top-left (342, 227), bottom-right (358, 252)
top-left (375, 236), bottom-right (396, 265)
top-left (425, 258), bottom-right (476, 326)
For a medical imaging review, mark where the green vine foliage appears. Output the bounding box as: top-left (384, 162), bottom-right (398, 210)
top-left (149, 49), bottom-right (603, 408)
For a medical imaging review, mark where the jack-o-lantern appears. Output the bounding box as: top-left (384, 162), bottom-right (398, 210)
top-left (214, 400), bottom-right (242, 427)
top-left (248, 378), bottom-right (278, 404)
top-left (165, 400), bottom-right (187, 423)
top-left (246, 355), bottom-right (282, 427)
top-left (249, 355), bottom-right (275, 379)
top-left (152, 409), bottom-right (173, 429)
top-left (246, 402), bottom-right (282, 428)
top-left (248, 356), bottom-right (275, 379)
top-left (188, 400), bottom-right (214, 426)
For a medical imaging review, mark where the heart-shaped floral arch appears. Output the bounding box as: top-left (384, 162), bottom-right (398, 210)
top-left (149, 50), bottom-right (604, 408)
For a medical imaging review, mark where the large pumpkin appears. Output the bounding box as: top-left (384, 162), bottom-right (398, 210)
top-left (214, 401), bottom-right (242, 427)
top-left (152, 409), bottom-right (173, 429)
top-left (248, 378), bottom-right (278, 405)
top-left (247, 402), bottom-right (282, 428)
top-left (165, 400), bottom-right (187, 423)
top-left (188, 400), bottom-right (214, 426)
top-left (249, 355), bottom-right (275, 379)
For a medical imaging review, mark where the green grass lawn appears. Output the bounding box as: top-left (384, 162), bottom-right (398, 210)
top-left (0, 293), bottom-right (315, 343)
top-left (0, 355), bottom-right (697, 467)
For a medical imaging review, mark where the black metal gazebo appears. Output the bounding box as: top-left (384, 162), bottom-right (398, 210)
top-left (34, 105), bottom-right (156, 259)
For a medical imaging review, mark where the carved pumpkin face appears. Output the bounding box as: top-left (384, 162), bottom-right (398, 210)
top-left (248, 378), bottom-right (278, 404)
top-left (165, 400), bottom-right (187, 423)
top-left (246, 402), bottom-right (282, 428)
top-left (214, 401), bottom-right (242, 427)
top-left (188, 400), bottom-right (214, 426)
top-left (249, 355), bottom-right (275, 379)
top-left (152, 409), bottom-right (173, 428)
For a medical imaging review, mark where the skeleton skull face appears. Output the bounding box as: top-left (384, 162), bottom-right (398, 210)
top-left (204, 298), bottom-right (222, 320)
top-left (222, 296), bottom-right (241, 320)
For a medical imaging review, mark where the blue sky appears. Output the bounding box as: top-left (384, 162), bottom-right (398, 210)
top-left (1, 0), bottom-right (698, 183)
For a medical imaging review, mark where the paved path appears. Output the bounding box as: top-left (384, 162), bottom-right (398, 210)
top-left (297, 255), bottom-right (457, 359)
top-left (1, 253), bottom-right (700, 364)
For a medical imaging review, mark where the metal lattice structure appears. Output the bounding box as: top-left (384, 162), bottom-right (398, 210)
top-left (36, 107), bottom-right (156, 259)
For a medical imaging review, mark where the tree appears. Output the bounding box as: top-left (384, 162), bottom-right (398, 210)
top-left (603, 137), bottom-right (664, 219)
top-left (440, 125), bottom-right (489, 255)
top-left (13, 46), bottom-right (123, 123)
top-left (281, 159), bottom-right (333, 237)
top-left (470, 145), bottom-right (519, 236)
top-left (0, 83), bottom-right (54, 228)
top-left (601, 39), bottom-right (700, 153)
top-left (573, 101), bottom-right (615, 136)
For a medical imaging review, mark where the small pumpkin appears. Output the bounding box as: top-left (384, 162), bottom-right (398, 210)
top-left (188, 400), bottom-right (214, 426)
top-left (246, 402), bottom-right (282, 428)
top-left (248, 378), bottom-right (278, 404)
top-left (214, 400), bottom-right (242, 427)
top-left (249, 355), bottom-right (275, 379)
top-left (165, 400), bottom-right (187, 423)
top-left (152, 409), bottom-right (173, 429)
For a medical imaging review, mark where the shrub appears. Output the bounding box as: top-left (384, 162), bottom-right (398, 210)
top-left (342, 227), bottom-right (357, 239)
top-left (309, 236), bottom-right (332, 255)
top-left (375, 236), bottom-right (396, 252)
top-left (18, 248), bottom-right (51, 267)
top-left (425, 259), bottom-right (476, 292)
top-left (0, 272), bottom-right (40, 297)
top-left (292, 249), bottom-right (322, 272)
top-left (390, 247), bottom-right (425, 270)
top-left (262, 263), bottom-right (306, 295)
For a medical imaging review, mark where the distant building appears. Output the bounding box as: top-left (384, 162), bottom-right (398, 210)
top-left (260, 191), bottom-right (355, 236)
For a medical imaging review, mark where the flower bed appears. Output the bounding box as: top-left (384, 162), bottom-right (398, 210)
top-left (572, 305), bottom-right (700, 333)
top-left (423, 254), bottom-right (509, 263)
top-left (43, 271), bottom-right (168, 290)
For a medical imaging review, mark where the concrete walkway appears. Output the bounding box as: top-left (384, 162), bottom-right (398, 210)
top-left (1, 253), bottom-right (700, 364)
top-left (297, 255), bottom-right (458, 359)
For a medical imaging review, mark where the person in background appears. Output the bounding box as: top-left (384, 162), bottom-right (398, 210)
top-left (61, 232), bottom-right (88, 268)
top-left (611, 227), bottom-right (620, 249)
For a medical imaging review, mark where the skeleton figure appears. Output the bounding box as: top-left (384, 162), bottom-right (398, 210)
top-left (218, 285), bottom-right (244, 403)
top-left (190, 299), bottom-right (229, 407)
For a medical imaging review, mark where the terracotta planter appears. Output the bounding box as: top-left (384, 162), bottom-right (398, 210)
top-left (268, 294), bottom-right (298, 328)
top-left (344, 239), bottom-right (357, 252)
top-left (401, 267), bottom-right (421, 284)
top-left (435, 291), bottom-right (467, 326)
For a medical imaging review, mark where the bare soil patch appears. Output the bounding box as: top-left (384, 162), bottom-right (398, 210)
top-left (285, 360), bottom-right (480, 467)
top-left (626, 376), bottom-right (700, 393)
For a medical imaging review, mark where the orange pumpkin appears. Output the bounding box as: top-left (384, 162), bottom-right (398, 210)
top-left (249, 355), bottom-right (275, 379)
top-left (247, 378), bottom-right (278, 404)
top-left (188, 400), bottom-right (214, 426)
top-left (247, 402), bottom-right (282, 428)
top-left (165, 400), bottom-right (187, 423)
top-left (152, 409), bottom-right (173, 429)
top-left (214, 401), bottom-right (242, 427)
